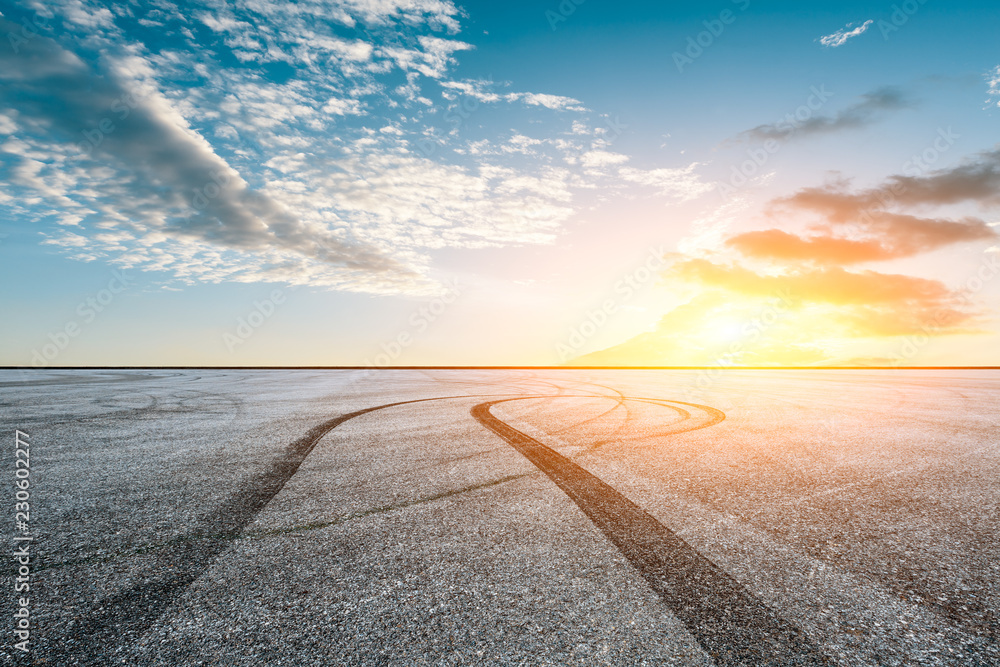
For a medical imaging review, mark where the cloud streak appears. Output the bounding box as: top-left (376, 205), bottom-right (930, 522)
top-left (0, 19), bottom-right (420, 287)
top-left (737, 86), bottom-right (911, 142)
top-left (730, 211), bottom-right (996, 265)
top-left (818, 20), bottom-right (873, 48)
top-left (726, 230), bottom-right (896, 264)
top-left (670, 258), bottom-right (957, 308)
top-left (988, 66), bottom-right (1000, 106)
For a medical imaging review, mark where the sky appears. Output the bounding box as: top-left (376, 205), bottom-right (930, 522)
top-left (1, 0), bottom-right (999, 367)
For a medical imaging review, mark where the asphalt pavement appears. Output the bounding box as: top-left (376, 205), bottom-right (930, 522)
top-left (2, 368), bottom-right (997, 665)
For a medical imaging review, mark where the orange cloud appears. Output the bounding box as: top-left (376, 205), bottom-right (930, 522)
top-left (669, 259), bottom-right (958, 308)
top-left (766, 191), bottom-right (996, 261)
top-left (664, 259), bottom-right (980, 340)
top-left (831, 304), bottom-right (976, 337)
top-left (726, 229), bottom-right (894, 264)
top-left (732, 176), bottom-right (996, 265)
top-left (567, 256), bottom-right (982, 366)
top-left (780, 145), bottom-right (1000, 212)
top-left (575, 145), bottom-right (1000, 366)
top-left (780, 186), bottom-right (995, 236)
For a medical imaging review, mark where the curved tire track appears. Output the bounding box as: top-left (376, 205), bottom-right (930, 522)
top-left (58, 389), bottom-right (820, 666)
top-left (473, 398), bottom-right (828, 666)
top-left (57, 394), bottom-right (490, 661)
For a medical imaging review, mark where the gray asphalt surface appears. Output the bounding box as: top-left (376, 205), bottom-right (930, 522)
top-left (1, 369), bottom-right (998, 665)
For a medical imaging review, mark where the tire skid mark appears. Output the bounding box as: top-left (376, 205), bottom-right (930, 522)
top-left (551, 395), bottom-right (630, 435)
top-left (59, 387), bottom-right (807, 666)
top-left (523, 378), bottom-right (635, 439)
top-left (33, 473), bottom-right (534, 576)
top-left (573, 400), bottom-right (689, 452)
top-left (473, 398), bottom-right (829, 667)
top-left (577, 397), bottom-right (726, 454)
top-left (58, 393), bottom-right (497, 659)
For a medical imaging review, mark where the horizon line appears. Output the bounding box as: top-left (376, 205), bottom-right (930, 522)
top-left (3, 366), bottom-right (1000, 371)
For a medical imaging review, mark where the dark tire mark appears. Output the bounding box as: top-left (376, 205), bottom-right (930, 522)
top-left (577, 397), bottom-right (726, 455)
top-left (575, 400), bottom-right (688, 452)
top-left (551, 395), bottom-right (631, 435)
top-left (472, 398), bottom-right (829, 666)
top-left (55, 394), bottom-right (495, 662)
top-left (57, 387), bottom-right (802, 666)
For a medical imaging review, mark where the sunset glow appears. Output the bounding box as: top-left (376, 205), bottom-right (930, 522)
top-left (2, 0), bottom-right (999, 366)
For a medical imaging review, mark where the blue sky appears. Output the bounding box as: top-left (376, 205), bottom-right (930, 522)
top-left (2, 0), bottom-right (999, 366)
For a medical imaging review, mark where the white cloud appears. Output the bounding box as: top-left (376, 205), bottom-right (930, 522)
top-left (0, 0), bottom-right (709, 297)
top-left (580, 150), bottom-right (629, 169)
top-left (300, 36), bottom-right (374, 63)
top-left (383, 37), bottom-right (473, 78)
top-left (59, 0), bottom-right (114, 29)
top-left (819, 20), bottom-right (873, 47)
top-left (503, 134), bottom-right (543, 154)
top-left (198, 13), bottom-right (250, 34)
top-left (619, 164), bottom-right (713, 202)
top-left (987, 66), bottom-right (1000, 107)
top-left (439, 79), bottom-right (500, 102)
top-left (0, 111), bottom-right (17, 135)
top-left (334, 0), bottom-right (463, 31)
top-left (322, 97), bottom-right (364, 115)
top-left (439, 81), bottom-right (588, 113)
top-left (0, 28), bottom-right (421, 292)
top-left (257, 135), bottom-right (578, 253)
top-left (507, 92), bottom-right (587, 111)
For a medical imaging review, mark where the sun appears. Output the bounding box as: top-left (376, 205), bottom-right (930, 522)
top-left (692, 311), bottom-right (748, 348)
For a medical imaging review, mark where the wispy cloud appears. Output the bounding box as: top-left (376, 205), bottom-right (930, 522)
top-left (0, 0), bottom-right (713, 297)
top-left (506, 92), bottom-right (587, 111)
top-left (726, 230), bottom-right (897, 264)
top-left (818, 20), bottom-right (873, 48)
top-left (728, 222), bottom-right (996, 264)
top-left (782, 146), bottom-right (1000, 212)
top-left (736, 86), bottom-right (912, 142)
top-left (0, 20), bottom-right (421, 289)
top-left (719, 143), bottom-right (999, 283)
top-left (988, 66), bottom-right (1000, 106)
top-left (438, 80), bottom-right (586, 110)
top-left (619, 165), bottom-right (713, 202)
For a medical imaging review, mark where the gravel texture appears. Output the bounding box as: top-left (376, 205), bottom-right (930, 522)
top-left (1, 368), bottom-right (997, 665)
